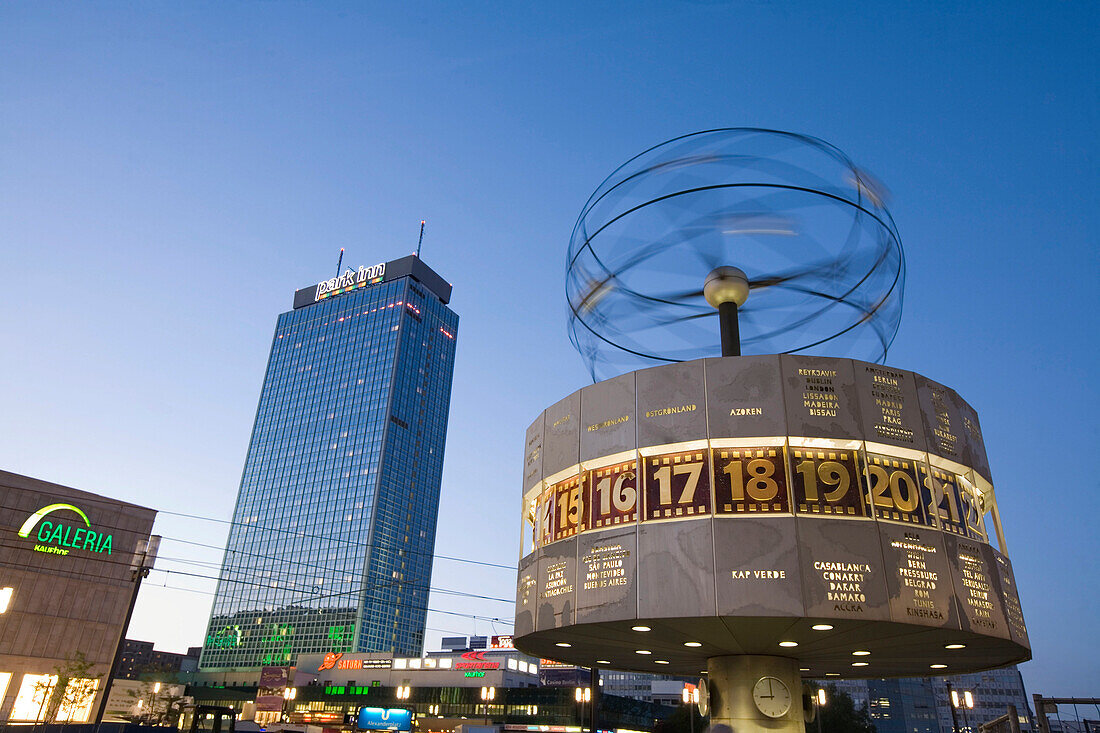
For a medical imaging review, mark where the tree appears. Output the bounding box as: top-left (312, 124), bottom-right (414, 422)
top-left (124, 680), bottom-right (187, 725)
top-left (653, 703), bottom-right (706, 733)
top-left (810, 686), bottom-right (876, 733)
top-left (39, 652), bottom-right (101, 723)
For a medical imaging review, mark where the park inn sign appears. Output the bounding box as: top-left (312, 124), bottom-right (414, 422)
top-left (17, 502), bottom-right (114, 556)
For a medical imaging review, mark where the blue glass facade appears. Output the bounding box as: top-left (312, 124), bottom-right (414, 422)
top-left (199, 259), bottom-right (458, 669)
top-left (831, 677), bottom-right (940, 733)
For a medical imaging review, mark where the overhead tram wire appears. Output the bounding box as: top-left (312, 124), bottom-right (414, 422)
top-left (0, 535), bottom-right (517, 609)
top-left (0, 554), bottom-right (515, 626)
top-left (0, 496), bottom-right (516, 571)
top-left (156, 507), bottom-right (517, 570)
top-left (0, 548), bottom-right (516, 607)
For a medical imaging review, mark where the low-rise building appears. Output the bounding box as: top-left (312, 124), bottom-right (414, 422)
top-left (0, 469), bottom-right (157, 723)
top-left (115, 640), bottom-right (200, 680)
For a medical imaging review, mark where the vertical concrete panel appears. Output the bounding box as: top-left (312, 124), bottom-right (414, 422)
top-left (943, 534), bottom-right (1010, 640)
top-left (915, 376), bottom-right (967, 465)
top-left (957, 398), bottom-right (992, 482)
top-left (543, 392), bottom-right (581, 479)
top-left (714, 517), bottom-right (804, 617)
top-left (705, 355), bottom-right (787, 438)
top-left (637, 519), bottom-right (715, 618)
top-left (514, 551), bottom-right (539, 638)
top-left (579, 372), bottom-right (637, 463)
top-left (852, 360), bottom-right (928, 452)
top-left (575, 526), bottom-right (639, 624)
top-left (535, 539), bottom-right (578, 631)
top-left (524, 414), bottom-right (545, 492)
top-left (797, 517), bottom-right (890, 621)
top-left (877, 523), bottom-right (960, 629)
top-left (636, 360), bottom-right (707, 448)
top-left (781, 355), bottom-right (862, 439)
top-left (987, 546), bottom-right (1029, 648)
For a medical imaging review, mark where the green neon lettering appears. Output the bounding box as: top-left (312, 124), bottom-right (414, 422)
top-left (84, 531), bottom-right (97, 550)
top-left (73, 528), bottom-right (85, 547)
top-left (100, 535), bottom-right (112, 554)
top-left (49, 525), bottom-right (63, 544)
top-left (61, 525), bottom-right (73, 547)
top-left (17, 504), bottom-right (90, 538)
top-left (38, 520), bottom-right (53, 542)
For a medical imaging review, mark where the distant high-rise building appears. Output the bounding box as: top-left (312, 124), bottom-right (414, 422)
top-left (115, 640), bottom-right (200, 679)
top-left (931, 667), bottom-right (1034, 733)
top-left (826, 665), bottom-right (1034, 733)
top-left (199, 256), bottom-right (458, 670)
top-left (830, 677), bottom-right (940, 733)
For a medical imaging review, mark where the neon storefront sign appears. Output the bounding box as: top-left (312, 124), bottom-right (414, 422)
top-left (17, 503), bottom-right (113, 556)
top-left (315, 263), bottom-right (386, 302)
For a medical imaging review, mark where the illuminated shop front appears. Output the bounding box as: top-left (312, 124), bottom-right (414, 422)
top-left (189, 647), bottom-right (677, 731)
top-left (0, 470), bottom-right (156, 722)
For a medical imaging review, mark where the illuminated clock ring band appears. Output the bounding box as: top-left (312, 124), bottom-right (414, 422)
top-left (17, 503), bottom-right (91, 538)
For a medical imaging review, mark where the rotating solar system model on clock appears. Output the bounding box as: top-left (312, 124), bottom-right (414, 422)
top-left (512, 129), bottom-right (1029, 733)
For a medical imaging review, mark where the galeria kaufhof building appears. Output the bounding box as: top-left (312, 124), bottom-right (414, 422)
top-left (0, 470), bottom-right (156, 722)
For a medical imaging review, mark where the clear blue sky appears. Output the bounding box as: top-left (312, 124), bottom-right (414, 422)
top-left (1, 1), bottom-right (1096, 698)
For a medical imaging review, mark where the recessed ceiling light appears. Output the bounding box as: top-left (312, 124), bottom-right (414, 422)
top-left (779, 641), bottom-right (798, 647)
top-left (945, 644), bottom-right (966, 650)
top-left (684, 642), bottom-right (702, 647)
top-left (655, 660), bottom-right (670, 665)
top-left (555, 642), bottom-right (571, 648)
top-left (799, 668), bottom-right (810, 672)
top-left (596, 660), bottom-right (610, 664)
top-left (635, 650), bottom-right (651, 655)
top-left (930, 664), bottom-right (947, 669)
top-left (812, 624), bottom-right (833, 631)
top-left (852, 651), bottom-right (871, 656)
top-left (632, 625), bottom-right (652, 632)
top-left (825, 673), bottom-right (840, 677)
top-left (852, 662), bottom-right (869, 667)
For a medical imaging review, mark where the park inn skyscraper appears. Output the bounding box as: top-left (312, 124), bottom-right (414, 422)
top-left (199, 255), bottom-right (458, 670)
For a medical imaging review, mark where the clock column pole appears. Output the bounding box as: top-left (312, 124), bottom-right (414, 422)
top-left (707, 655), bottom-right (804, 733)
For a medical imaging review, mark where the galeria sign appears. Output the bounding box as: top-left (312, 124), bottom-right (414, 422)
top-left (17, 503), bottom-right (113, 556)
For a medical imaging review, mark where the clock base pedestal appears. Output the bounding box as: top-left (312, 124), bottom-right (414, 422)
top-left (707, 655), bottom-right (804, 733)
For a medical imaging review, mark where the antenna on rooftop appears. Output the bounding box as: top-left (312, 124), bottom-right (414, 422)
top-left (336, 247), bottom-right (344, 277)
top-left (416, 221), bottom-right (426, 258)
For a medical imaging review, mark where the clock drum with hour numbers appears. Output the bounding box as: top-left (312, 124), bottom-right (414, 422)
top-left (514, 354), bottom-right (1029, 682)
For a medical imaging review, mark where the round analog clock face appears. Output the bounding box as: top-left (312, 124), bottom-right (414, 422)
top-left (752, 676), bottom-right (792, 719)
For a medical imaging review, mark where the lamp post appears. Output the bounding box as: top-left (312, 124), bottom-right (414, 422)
top-left (282, 686), bottom-right (297, 722)
top-left (816, 688), bottom-right (826, 733)
top-left (949, 684), bottom-right (976, 733)
top-left (948, 683), bottom-right (962, 733)
top-left (683, 685), bottom-right (700, 733)
top-left (575, 687), bottom-right (591, 731)
top-left (480, 687), bottom-right (495, 725)
top-left (960, 690), bottom-right (975, 733)
top-left (94, 536), bottom-right (160, 729)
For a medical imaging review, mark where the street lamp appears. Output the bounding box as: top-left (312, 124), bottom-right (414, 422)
top-left (815, 688), bottom-right (827, 733)
top-left (575, 686), bottom-right (591, 731)
top-left (948, 684), bottom-right (975, 733)
top-left (396, 686), bottom-right (412, 700)
top-left (282, 686), bottom-right (297, 721)
top-left (682, 686), bottom-right (700, 733)
top-left (481, 687), bottom-right (496, 725)
top-left (959, 690), bottom-right (975, 733)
